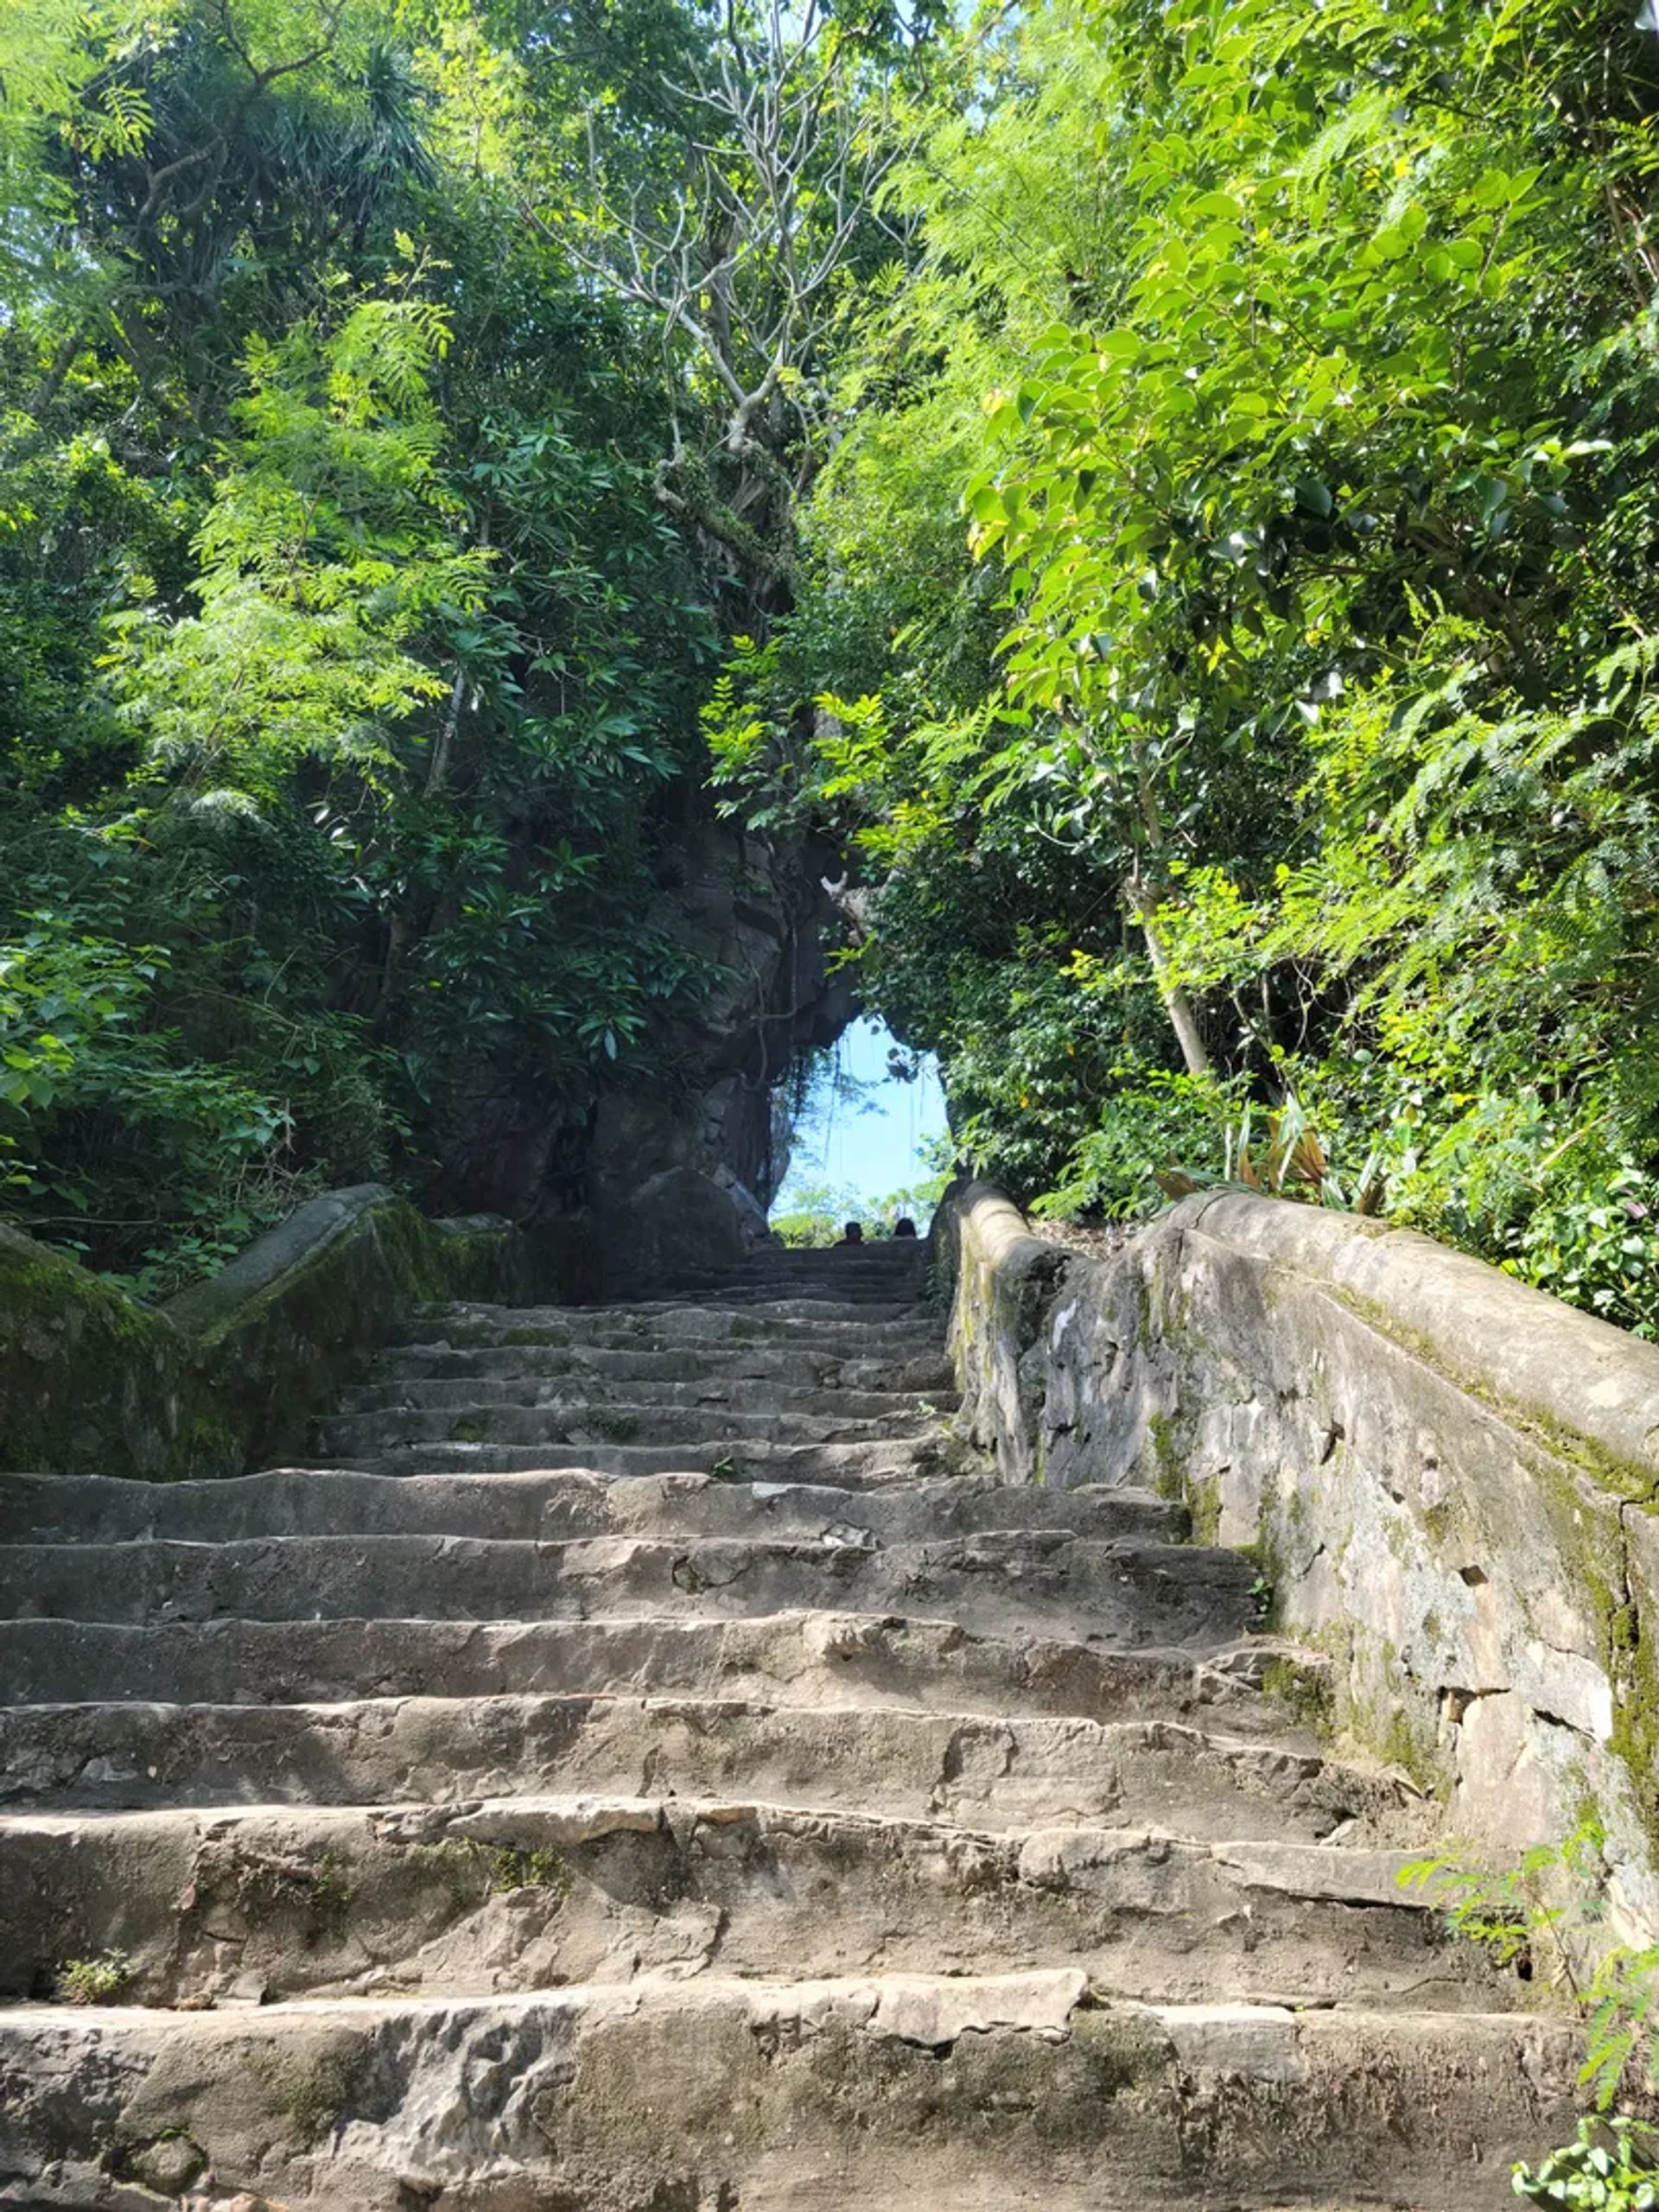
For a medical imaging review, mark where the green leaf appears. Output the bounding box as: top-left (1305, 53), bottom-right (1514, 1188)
top-left (1096, 329), bottom-right (1144, 363)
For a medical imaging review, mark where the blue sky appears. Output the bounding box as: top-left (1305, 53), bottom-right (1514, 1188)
top-left (773, 1017), bottom-right (950, 1214)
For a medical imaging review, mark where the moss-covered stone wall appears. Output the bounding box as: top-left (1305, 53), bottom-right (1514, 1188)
top-left (0, 1225), bottom-right (189, 1478)
top-left (939, 1180), bottom-right (1659, 1940)
top-left (1, 1186), bottom-right (586, 1483)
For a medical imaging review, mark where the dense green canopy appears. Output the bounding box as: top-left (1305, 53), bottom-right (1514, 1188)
top-left (4, 0), bottom-right (1659, 1333)
top-left (720, 0), bottom-right (1659, 1334)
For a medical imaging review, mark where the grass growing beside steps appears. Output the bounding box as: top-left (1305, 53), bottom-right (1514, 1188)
top-left (55, 1949), bottom-right (133, 2005)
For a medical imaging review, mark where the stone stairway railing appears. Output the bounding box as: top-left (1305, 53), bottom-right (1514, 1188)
top-left (0, 1185), bottom-right (554, 1480)
top-left (937, 1179), bottom-right (1659, 1944)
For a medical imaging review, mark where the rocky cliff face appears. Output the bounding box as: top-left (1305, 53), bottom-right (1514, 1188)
top-left (428, 820), bottom-right (854, 1285)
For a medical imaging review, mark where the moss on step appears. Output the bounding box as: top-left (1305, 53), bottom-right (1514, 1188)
top-left (405, 1836), bottom-right (574, 1904)
top-left (1260, 1652), bottom-right (1336, 1736)
top-left (486, 1844), bottom-right (573, 1896)
top-left (555, 1993), bottom-right (1167, 2165)
top-left (189, 1842), bottom-right (353, 1936)
top-left (435, 1321), bottom-right (505, 1348)
top-left (406, 1838), bottom-right (493, 1904)
top-left (251, 2039), bottom-right (365, 2145)
top-left (1146, 1411), bottom-right (1185, 1501)
top-left (1185, 1471), bottom-right (1224, 1549)
top-left (128, 2132), bottom-right (207, 2194)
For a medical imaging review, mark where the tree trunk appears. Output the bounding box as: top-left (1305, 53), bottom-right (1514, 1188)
top-left (424, 518), bottom-right (492, 798)
top-left (1125, 737), bottom-right (1211, 1078)
top-left (1130, 874), bottom-right (1212, 1078)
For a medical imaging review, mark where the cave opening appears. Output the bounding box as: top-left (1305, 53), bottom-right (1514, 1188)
top-left (768, 1015), bottom-right (950, 1243)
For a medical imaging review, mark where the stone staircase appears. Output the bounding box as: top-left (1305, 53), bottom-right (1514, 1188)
top-left (0, 1239), bottom-right (1578, 2209)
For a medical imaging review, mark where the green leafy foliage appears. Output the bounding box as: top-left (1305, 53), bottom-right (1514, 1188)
top-left (0, 913), bottom-right (302, 1295)
top-left (1408, 1826), bottom-right (1659, 2204)
top-left (0, 0), bottom-right (743, 1283)
top-left (10, 0), bottom-right (1659, 1342)
top-left (1158, 1095), bottom-right (1387, 1216)
top-left (1515, 2119), bottom-right (1659, 2209)
top-left (735, 0), bottom-right (1659, 1334)
top-left (56, 1948), bottom-right (135, 2005)
top-left (111, 288), bottom-right (492, 794)
top-left (1402, 1819), bottom-right (1659, 2115)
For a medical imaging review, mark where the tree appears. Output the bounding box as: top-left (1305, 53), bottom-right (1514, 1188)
top-left (741, 0), bottom-right (1659, 1332)
top-left (0, 0), bottom-right (727, 1284)
top-left (508, 0), bottom-right (943, 611)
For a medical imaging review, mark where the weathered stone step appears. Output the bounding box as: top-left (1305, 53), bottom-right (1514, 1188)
top-left (596, 1294), bottom-right (931, 1325)
top-left (336, 1436), bottom-right (956, 1482)
top-left (371, 1338), bottom-right (955, 1391)
top-left (667, 1255), bottom-right (924, 1279)
top-left (685, 1243), bottom-right (923, 1265)
top-left (741, 1274), bottom-right (927, 1293)
top-left (0, 1977), bottom-right (1580, 2211)
top-left (729, 1255), bottom-right (925, 1276)
top-left (0, 1609), bottom-right (1272, 1729)
top-left (664, 1283), bottom-right (926, 1310)
top-left (334, 1374), bottom-right (948, 1421)
top-left (691, 1294), bottom-right (931, 1318)
top-left (662, 1286), bottom-right (931, 1313)
top-left (677, 1263), bottom-right (926, 1292)
top-left (694, 1256), bottom-right (929, 1274)
top-left (0, 1533), bottom-right (1254, 1645)
top-left (0, 1470), bottom-right (1178, 1548)
top-left (393, 1304), bottom-right (942, 1350)
top-left (711, 1287), bottom-right (928, 1308)
top-left (0, 1799), bottom-right (1490, 2013)
top-left (313, 1397), bottom-right (938, 1453)
top-left (0, 1693), bottom-right (1347, 1824)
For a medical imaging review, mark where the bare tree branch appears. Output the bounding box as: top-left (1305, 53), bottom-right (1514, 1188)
top-left (543, 4), bottom-right (925, 601)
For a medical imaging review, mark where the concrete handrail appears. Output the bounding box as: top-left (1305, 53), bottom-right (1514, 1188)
top-left (937, 1178), bottom-right (1659, 1933)
top-left (1184, 1188), bottom-right (1659, 1490)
